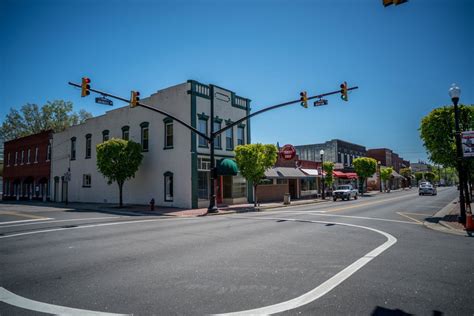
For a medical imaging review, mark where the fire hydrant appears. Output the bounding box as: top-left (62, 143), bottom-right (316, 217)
top-left (150, 198), bottom-right (155, 211)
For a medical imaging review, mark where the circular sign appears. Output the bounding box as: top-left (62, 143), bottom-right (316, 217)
top-left (280, 144), bottom-right (296, 160)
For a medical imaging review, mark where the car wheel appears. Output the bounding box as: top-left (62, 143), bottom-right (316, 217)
top-left (333, 197), bottom-right (337, 201)
top-left (419, 193), bottom-right (422, 196)
top-left (354, 194), bottom-right (358, 200)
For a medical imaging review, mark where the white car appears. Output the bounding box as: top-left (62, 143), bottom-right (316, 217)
top-left (333, 185), bottom-right (358, 201)
top-left (419, 184), bottom-right (437, 196)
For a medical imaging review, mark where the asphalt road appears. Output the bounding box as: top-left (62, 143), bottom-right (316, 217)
top-left (1, 187), bottom-right (473, 315)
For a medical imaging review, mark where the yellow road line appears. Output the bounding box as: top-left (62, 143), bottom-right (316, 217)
top-left (396, 212), bottom-right (424, 224)
top-left (325, 194), bottom-right (417, 213)
top-left (0, 211), bottom-right (49, 220)
top-left (399, 212), bottom-right (433, 216)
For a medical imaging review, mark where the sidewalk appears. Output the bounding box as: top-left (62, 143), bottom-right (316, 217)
top-left (424, 198), bottom-right (473, 237)
top-left (0, 189), bottom-right (405, 218)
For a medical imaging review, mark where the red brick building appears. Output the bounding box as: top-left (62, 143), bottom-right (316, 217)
top-left (3, 130), bottom-right (52, 201)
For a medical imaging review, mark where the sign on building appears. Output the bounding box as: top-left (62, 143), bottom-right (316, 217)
top-left (280, 144), bottom-right (296, 160)
top-left (461, 131), bottom-right (474, 158)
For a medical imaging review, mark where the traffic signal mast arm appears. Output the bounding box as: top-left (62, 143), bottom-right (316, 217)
top-left (68, 81), bottom-right (210, 141)
top-left (213, 85), bottom-right (358, 138)
top-left (69, 80), bottom-right (357, 142)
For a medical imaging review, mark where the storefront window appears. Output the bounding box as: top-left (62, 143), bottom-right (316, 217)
top-left (198, 171), bottom-right (209, 200)
top-left (232, 174), bottom-right (247, 198)
top-left (301, 178), bottom-right (317, 191)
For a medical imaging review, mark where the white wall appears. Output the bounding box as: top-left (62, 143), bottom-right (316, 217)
top-left (51, 83), bottom-right (193, 208)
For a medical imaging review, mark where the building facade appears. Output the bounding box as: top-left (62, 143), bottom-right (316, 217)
top-left (3, 130), bottom-right (52, 200)
top-left (51, 80), bottom-right (251, 209)
top-left (295, 139), bottom-right (367, 169)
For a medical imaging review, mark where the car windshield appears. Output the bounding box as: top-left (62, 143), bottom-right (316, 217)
top-left (337, 186), bottom-right (351, 190)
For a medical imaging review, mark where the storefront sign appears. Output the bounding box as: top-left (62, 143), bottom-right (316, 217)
top-left (280, 144), bottom-right (296, 160)
top-left (461, 131), bottom-right (474, 158)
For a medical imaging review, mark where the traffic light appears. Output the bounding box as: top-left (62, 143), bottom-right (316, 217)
top-left (130, 91), bottom-right (140, 108)
top-left (383, 0), bottom-right (407, 6)
top-left (81, 77), bottom-right (91, 97)
top-left (300, 91), bottom-right (308, 108)
top-left (340, 82), bottom-right (348, 102)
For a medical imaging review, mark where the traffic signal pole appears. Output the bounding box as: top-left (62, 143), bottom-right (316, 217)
top-left (69, 80), bottom-right (358, 214)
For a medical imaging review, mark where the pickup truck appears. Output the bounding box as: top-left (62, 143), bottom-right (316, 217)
top-left (333, 185), bottom-right (358, 201)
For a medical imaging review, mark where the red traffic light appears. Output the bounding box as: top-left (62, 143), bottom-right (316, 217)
top-left (83, 77), bottom-right (91, 83)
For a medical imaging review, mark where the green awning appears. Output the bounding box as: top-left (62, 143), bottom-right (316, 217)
top-left (217, 158), bottom-right (239, 176)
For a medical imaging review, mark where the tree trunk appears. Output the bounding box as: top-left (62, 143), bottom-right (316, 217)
top-left (253, 184), bottom-right (258, 207)
top-left (118, 181), bottom-right (123, 208)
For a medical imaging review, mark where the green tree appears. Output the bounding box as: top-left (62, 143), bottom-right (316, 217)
top-left (420, 104), bottom-right (473, 168)
top-left (353, 157), bottom-right (377, 194)
top-left (323, 161), bottom-right (335, 188)
top-left (400, 167), bottom-right (412, 187)
top-left (0, 100), bottom-right (92, 141)
top-left (380, 167), bottom-right (393, 192)
top-left (424, 171), bottom-right (436, 183)
top-left (235, 143), bottom-right (278, 207)
top-left (415, 172), bottom-right (424, 183)
top-left (96, 139), bottom-right (144, 207)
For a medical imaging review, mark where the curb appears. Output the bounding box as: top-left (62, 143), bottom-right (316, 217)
top-left (423, 197), bottom-right (468, 236)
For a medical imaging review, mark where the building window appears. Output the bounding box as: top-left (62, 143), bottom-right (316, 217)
top-left (102, 130), bottom-right (109, 142)
top-left (198, 171), bottom-right (209, 200)
top-left (7, 152), bottom-right (10, 166)
top-left (85, 134), bottom-right (92, 159)
top-left (226, 127), bottom-right (234, 150)
top-left (214, 119), bottom-right (222, 149)
top-left (21, 150), bottom-right (24, 165)
top-left (14, 152), bottom-right (18, 165)
top-left (71, 137), bottom-right (76, 160)
top-left (140, 122), bottom-right (149, 152)
top-left (164, 171), bottom-right (173, 202)
top-left (237, 125), bottom-right (245, 146)
top-left (198, 113), bottom-right (209, 148)
top-left (82, 174), bottom-right (91, 187)
top-left (27, 148), bottom-right (31, 164)
top-left (34, 147), bottom-right (39, 163)
top-left (122, 126), bottom-right (130, 140)
top-left (164, 118), bottom-right (173, 149)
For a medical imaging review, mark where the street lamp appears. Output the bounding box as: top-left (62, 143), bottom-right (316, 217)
top-left (320, 149), bottom-right (325, 200)
top-left (449, 83), bottom-right (466, 224)
top-left (378, 161), bottom-right (382, 192)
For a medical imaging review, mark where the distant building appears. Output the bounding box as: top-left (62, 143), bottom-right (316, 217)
top-left (294, 139), bottom-right (367, 169)
top-left (411, 162), bottom-right (431, 173)
top-left (366, 148), bottom-right (409, 190)
top-left (2, 131), bottom-right (52, 200)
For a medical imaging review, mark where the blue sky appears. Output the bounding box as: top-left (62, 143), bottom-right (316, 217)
top-left (1, 0), bottom-right (473, 163)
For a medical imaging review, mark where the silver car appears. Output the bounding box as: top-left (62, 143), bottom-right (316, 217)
top-left (419, 184), bottom-right (437, 196)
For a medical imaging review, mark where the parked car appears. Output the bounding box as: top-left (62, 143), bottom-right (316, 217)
top-left (333, 185), bottom-right (358, 201)
top-left (419, 184), bottom-right (437, 196)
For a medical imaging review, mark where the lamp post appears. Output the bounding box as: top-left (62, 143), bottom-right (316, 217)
top-left (449, 83), bottom-right (466, 224)
top-left (320, 149), bottom-right (325, 200)
top-left (378, 161), bottom-right (382, 192)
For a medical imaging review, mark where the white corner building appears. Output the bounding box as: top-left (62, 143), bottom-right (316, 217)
top-left (51, 80), bottom-right (251, 209)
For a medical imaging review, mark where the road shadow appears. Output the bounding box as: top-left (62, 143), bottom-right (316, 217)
top-left (371, 306), bottom-right (443, 316)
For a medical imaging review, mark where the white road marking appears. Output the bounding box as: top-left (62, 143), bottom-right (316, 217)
top-left (0, 216), bottom-right (122, 228)
top-left (0, 218), bottom-right (52, 226)
top-left (214, 216), bottom-right (397, 315)
top-left (0, 217), bottom-right (200, 239)
top-left (304, 212), bottom-right (422, 225)
top-left (0, 287), bottom-right (128, 316)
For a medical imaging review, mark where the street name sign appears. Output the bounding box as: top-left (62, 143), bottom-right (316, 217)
top-left (95, 97), bottom-right (113, 106)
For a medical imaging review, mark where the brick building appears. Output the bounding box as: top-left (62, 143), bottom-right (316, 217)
top-left (3, 130), bottom-right (52, 201)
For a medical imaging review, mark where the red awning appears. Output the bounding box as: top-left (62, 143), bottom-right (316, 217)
top-left (333, 171), bottom-right (358, 179)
